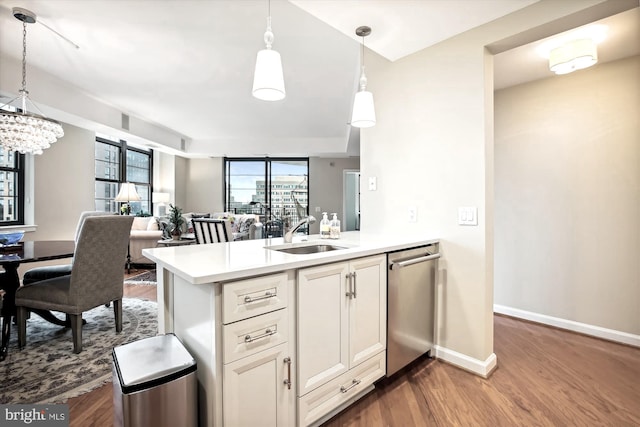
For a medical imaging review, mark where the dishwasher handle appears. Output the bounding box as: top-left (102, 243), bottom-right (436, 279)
top-left (389, 253), bottom-right (441, 270)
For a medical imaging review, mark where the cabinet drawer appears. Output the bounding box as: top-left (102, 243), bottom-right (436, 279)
top-left (223, 273), bottom-right (288, 324)
top-left (298, 351), bottom-right (385, 427)
top-left (224, 308), bottom-right (289, 364)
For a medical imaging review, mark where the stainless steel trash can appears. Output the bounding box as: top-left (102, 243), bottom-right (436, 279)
top-left (112, 333), bottom-right (197, 427)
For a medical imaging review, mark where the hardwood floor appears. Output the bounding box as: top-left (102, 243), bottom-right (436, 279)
top-left (68, 275), bottom-right (640, 427)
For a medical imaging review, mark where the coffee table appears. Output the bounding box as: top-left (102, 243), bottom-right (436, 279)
top-left (157, 238), bottom-right (195, 247)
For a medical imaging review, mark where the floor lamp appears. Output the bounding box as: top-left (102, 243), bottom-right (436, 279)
top-left (115, 183), bottom-right (141, 273)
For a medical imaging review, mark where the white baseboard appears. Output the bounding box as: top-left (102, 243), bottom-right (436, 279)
top-left (434, 346), bottom-right (497, 378)
top-left (494, 304), bottom-right (640, 348)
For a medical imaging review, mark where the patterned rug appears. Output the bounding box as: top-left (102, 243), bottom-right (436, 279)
top-left (124, 269), bottom-right (157, 285)
top-left (0, 298), bottom-right (157, 404)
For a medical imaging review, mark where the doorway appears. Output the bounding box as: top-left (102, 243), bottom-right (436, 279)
top-left (343, 170), bottom-right (360, 231)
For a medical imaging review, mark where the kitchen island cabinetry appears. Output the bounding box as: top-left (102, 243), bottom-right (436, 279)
top-left (144, 232), bottom-right (438, 427)
top-left (297, 255), bottom-right (387, 426)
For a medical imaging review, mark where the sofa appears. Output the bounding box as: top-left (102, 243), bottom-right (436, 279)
top-left (129, 216), bottom-right (163, 265)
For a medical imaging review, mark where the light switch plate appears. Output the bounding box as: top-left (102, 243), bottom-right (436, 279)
top-left (458, 207), bottom-right (478, 226)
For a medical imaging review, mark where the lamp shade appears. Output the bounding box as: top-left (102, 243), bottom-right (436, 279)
top-left (115, 183), bottom-right (141, 202)
top-left (252, 49), bottom-right (286, 101)
top-left (152, 192), bottom-right (170, 204)
top-left (351, 90), bottom-right (376, 128)
top-left (549, 39), bottom-right (598, 75)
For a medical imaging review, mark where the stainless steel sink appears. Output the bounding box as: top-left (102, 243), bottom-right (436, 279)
top-left (267, 243), bottom-right (348, 254)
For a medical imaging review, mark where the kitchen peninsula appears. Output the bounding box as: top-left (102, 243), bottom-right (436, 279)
top-left (143, 231), bottom-right (439, 427)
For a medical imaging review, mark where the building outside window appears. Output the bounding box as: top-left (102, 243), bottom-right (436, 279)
top-left (0, 148), bottom-right (24, 225)
top-left (95, 134), bottom-right (152, 215)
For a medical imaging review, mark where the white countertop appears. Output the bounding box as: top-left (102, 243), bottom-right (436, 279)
top-left (143, 231), bottom-right (439, 284)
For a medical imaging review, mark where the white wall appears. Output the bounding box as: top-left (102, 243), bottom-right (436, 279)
top-left (362, 0), bottom-right (615, 369)
top-left (494, 56), bottom-right (640, 336)
top-left (184, 158), bottom-right (225, 214)
top-left (30, 123), bottom-right (96, 241)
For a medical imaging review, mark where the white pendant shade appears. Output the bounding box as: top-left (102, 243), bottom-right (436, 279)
top-left (549, 39), bottom-right (598, 75)
top-left (252, 48), bottom-right (286, 101)
top-left (351, 90), bottom-right (376, 128)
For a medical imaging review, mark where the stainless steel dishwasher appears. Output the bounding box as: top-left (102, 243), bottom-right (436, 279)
top-left (387, 243), bottom-right (440, 376)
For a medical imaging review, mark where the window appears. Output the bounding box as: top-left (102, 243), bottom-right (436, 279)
top-left (95, 135), bottom-right (152, 215)
top-left (224, 158), bottom-right (309, 237)
top-left (0, 148), bottom-right (24, 225)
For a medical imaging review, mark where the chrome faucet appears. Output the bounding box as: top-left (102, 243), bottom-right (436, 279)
top-left (283, 216), bottom-right (316, 243)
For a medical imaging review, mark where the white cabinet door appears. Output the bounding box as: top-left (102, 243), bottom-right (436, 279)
top-left (348, 255), bottom-right (387, 367)
top-left (223, 343), bottom-right (292, 427)
top-left (297, 255), bottom-right (387, 398)
top-left (297, 262), bottom-right (350, 396)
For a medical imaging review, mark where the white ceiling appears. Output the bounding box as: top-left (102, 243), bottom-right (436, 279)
top-left (0, 1), bottom-right (637, 157)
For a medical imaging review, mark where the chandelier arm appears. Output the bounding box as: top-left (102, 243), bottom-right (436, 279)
top-left (21, 22), bottom-right (28, 94)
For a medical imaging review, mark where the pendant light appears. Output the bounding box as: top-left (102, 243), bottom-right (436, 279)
top-left (252, 0), bottom-right (286, 101)
top-left (0, 8), bottom-right (64, 155)
top-left (350, 26), bottom-right (376, 128)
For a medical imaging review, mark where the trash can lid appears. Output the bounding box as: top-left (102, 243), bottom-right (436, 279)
top-left (113, 333), bottom-right (197, 393)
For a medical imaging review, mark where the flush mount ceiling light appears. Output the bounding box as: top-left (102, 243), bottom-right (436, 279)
top-left (549, 38), bottom-right (598, 75)
top-left (0, 8), bottom-right (64, 155)
top-left (350, 26), bottom-right (376, 129)
top-left (252, 0), bottom-right (286, 101)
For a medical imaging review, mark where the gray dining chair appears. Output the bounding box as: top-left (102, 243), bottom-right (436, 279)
top-left (192, 218), bottom-right (232, 244)
top-left (22, 211), bottom-right (111, 285)
top-left (15, 215), bottom-right (134, 353)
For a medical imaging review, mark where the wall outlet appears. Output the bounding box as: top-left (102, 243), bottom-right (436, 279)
top-left (408, 206), bottom-right (417, 222)
top-left (458, 207), bottom-right (478, 226)
top-left (368, 176), bottom-right (377, 191)
top-left (315, 206), bottom-right (321, 213)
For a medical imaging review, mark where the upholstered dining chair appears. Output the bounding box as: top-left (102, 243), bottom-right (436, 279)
top-left (22, 211), bottom-right (110, 285)
top-left (15, 215), bottom-right (134, 353)
top-left (192, 218), bottom-right (232, 244)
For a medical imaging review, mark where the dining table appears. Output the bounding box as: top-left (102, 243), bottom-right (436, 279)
top-left (0, 240), bottom-right (75, 361)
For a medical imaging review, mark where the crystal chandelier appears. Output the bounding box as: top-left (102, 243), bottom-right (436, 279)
top-left (0, 8), bottom-right (64, 155)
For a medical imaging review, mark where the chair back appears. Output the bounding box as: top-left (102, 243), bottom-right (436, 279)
top-left (73, 211), bottom-right (114, 243)
top-left (192, 218), bottom-right (232, 244)
top-left (69, 215), bottom-right (134, 310)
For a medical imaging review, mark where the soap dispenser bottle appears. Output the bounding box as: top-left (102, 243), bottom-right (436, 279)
top-left (320, 212), bottom-right (330, 239)
top-left (330, 213), bottom-right (340, 239)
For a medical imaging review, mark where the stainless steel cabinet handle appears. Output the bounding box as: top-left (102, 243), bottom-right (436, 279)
top-left (352, 271), bottom-right (357, 299)
top-left (389, 253), bottom-right (441, 270)
top-left (283, 357), bottom-right (292, 390)
top-left (345, 273), bottom-right (353, 298)
top-left (244, 290), bottom-right (274, 303)
top-left (244, 328), bottom-right (274, 343)
top-left (340, 378), bottom-right (361, 393)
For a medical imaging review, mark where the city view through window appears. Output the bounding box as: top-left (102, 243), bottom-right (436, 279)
top-left (225, 159), bottom-right (309, 237)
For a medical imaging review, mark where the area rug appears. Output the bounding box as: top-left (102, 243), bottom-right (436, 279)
top-left (124, 269), bottom-right (157, 285)
top-left (0, 298), bottom-right (157, 404)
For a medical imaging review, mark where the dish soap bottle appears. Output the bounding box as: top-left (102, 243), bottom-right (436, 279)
top-left (330, 213), bottom-right (340, 239)
top-left (320, 212), bottom-right (330, 239)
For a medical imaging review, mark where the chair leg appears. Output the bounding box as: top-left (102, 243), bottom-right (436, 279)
top-left (114, 299), bottom-right (123, 332)
top-left (17, 306), bottom-right (27, 349)
top-left (70, 313), bottom-right (83, 354)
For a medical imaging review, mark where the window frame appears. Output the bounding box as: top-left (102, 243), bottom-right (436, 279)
top-left (224, 157), bottom-right (309, 237)
top-left (94, 136), bottom-right (153, 215)
top-left (0, 150), bottom-right (25, 226)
